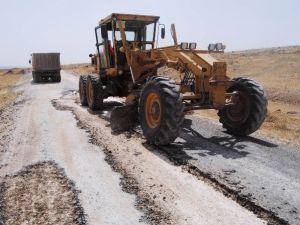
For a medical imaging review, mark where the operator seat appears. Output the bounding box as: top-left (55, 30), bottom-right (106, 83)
top-left (116, 41), bottom-right (127, 67)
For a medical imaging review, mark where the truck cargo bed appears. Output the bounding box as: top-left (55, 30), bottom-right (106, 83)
top-left (31, 53), bottom-right (61, 71)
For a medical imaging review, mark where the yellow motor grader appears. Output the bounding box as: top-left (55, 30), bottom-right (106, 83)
top-left (79, 13), bottom-right (267, 145)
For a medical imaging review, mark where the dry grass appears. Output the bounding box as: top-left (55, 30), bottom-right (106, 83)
top-left (62, 63), bottom-right (96, 76)
top-left (213, 46), bottom-right (300, 105)
top-left (0, 69), bottom-right (26, 109)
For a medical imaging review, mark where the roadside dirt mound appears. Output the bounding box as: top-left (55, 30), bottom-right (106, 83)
top-left (0, 161), bottom-right (86, 225)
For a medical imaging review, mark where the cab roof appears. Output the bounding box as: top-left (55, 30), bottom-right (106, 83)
top-left (99, 13), bottom-right (160, 25)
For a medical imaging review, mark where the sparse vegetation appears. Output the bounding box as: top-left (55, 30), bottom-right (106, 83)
top-left (0, 69), bottom-right (26, 109)
top-left (62, 63), bottom-right (95, 76)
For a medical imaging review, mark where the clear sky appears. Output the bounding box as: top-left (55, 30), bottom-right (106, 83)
top-left (1, 0), bottom-right (299, 67)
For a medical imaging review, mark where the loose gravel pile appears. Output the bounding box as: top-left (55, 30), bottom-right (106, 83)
top-left (0, 161), bottom-right (86, 225)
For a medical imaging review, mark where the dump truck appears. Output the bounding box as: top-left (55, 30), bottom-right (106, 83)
top-left (79, 13), bottom-right (267, 145)
top-left (30, 53), bottom-right (61, 83)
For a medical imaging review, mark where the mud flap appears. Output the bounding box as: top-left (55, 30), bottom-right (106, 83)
top-left (110, 104), bottom-right (138, 132)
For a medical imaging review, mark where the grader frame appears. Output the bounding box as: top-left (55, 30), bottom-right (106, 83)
top-left (80, 13), bottom-right (267, 145)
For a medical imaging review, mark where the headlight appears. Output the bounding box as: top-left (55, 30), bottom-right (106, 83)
top-left (208, 44), bottom-right (216, 51)
top-left (180, 42), bottom-right (189, 49)
top-left (208, 43), bottom-right (226, 51)
top-left (189, 42), bottom-right (197, 50)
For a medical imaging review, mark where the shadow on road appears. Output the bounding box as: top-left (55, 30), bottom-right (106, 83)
top-left (30, 80), bottom-right (58, 85)
top-left (144, 118), bottom-right (278, 165)
top-left (83, 101), bottom-right (278, 163)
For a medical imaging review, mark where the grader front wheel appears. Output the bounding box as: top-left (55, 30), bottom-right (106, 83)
top-left (218, 77), bottom-right (267, 136)
top-left (139, 76), bottom-right (184, 145)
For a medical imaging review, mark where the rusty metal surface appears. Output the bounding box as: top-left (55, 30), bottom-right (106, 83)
top-left (99, 13), bottom-right (160, 25)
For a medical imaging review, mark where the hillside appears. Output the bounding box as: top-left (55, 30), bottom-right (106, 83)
top-left (214, 46), bottom-right (300, 105)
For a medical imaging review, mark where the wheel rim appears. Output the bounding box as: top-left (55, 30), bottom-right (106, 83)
top-left (226, 91), bottom-right (250, 123)
top-left (145, 92), bottom-right (161, 129)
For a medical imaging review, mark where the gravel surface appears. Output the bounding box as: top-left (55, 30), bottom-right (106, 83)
top-left (0, 161), bottom-right (86, 225)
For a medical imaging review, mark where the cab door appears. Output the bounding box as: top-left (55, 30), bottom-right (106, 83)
top-left (95, 25), bottom-right (112, 71)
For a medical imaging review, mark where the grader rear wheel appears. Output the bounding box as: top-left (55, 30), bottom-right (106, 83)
top-left (79, 75), bottom-right (88, 106)
top-left (139, 76), bottom-right (184, 146)
top-left (86, 75), bottom-right (104, 110)
top-left (218, 77), bottom-right (267, 136)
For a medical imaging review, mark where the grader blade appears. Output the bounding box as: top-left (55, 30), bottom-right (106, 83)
top-left (110, 104), bottom-right (138, 132)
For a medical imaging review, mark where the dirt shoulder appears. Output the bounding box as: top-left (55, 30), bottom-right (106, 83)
top-left (62, 64), bottom-right (95, 76)
top-left (0, 69), bottom-right (29, 157)
top-left (0, 68), bottom-right (28, 109)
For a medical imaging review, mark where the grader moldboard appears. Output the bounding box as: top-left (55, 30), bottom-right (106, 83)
top-left (79, 13), bottom-right (267, 145)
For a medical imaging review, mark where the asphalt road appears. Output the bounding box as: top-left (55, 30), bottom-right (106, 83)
top-left (157, 116), bottom-right (300, 224)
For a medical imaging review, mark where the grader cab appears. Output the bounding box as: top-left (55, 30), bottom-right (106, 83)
top-left (79, 13), bottom-right (267, 145)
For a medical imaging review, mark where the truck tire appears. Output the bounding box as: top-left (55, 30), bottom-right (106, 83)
top-left (79, 75), bottom-right (88, 106)
top-left (32, 72), bottom-right (39, 83)
top-left (53, 72), bottom-right (61, 82)
top-left (86, 75), bottom-right (104, 110)
top-left (139, 76), bottom-right (184, 145)
top-left (56, 73), bottom-right (61, 83)
top-left (218, 77), bottom-right (267, 136)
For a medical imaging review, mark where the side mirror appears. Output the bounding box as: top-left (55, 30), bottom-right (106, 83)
top-left (89, 54), bottom-right (93, 58)
top-left (29, 60), bottom-right (31, 64)
top-left (161, 27), bottom-right (165, 39)
top-left (101, 25), bottom-right (108, 39)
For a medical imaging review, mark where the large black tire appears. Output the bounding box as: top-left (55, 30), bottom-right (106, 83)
top-left (139, 76), bottom-right (184, 145)
top-left (79, 75), bottom-right (88, 106)
top-left (32, 72), bottom-right (39, 83)
top-left (86, 75), bottom-right (104, 110)
top-left (218, 77), bottom-right (267, 136)
top-left (53, 72), bottom-right (61, 83)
